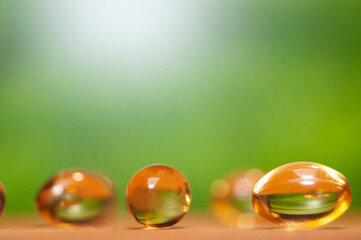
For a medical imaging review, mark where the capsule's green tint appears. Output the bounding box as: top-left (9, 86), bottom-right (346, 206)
top-left (230, 199), bottom-right (253, 212)
top-left (54, 194), bottom-right (107, 223)
top-left (129, 190), bottom-right (186, 226)
top-left (268, 192), bottom-right (339, 215)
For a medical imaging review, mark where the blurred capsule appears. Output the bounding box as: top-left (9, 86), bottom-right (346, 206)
top-left (210, 169), bottom-right (265, 227)
top-left (36, 169), bottom-right (116, 225)
top-left (0, 182), bottom-right (5, 218)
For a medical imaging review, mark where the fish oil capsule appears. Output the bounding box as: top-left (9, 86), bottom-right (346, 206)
top-left (0, 182), bottom-right (5, 218)
top-left (125, 164), bottom-right (191, 228)
top-left (36, 170), bottom-right (115, 225)
top-left (211, 169), bottom-right (266, 227)
top-left (252, 162), bottom-right (351, 229)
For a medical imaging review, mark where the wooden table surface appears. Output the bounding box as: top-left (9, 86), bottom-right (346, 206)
top-left (1, 212), bottom-right (360, 240)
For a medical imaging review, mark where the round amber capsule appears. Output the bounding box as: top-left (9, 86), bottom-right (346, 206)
top-left (252, 162), bottom-right (351, 229)
top-left (36, 170), bottom-right (115, 225)
top-left (125, 164), bottom-right (191, 228)
top-left (211, 169), bottom-right (265, 227)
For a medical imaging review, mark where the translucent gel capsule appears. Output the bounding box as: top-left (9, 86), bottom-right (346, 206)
top-left (125, 164), bottom-right (191, 228)
top-left (211, 169), bottom-right (265, 227)
top-left (36, 170), bottom-right (115, 225)
top-left (0, 182), bottom-right (5, 217)
top-left (252, 162), bottom-right (351, 229)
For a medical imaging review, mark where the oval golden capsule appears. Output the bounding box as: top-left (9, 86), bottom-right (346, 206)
top-left (252, 162), bottom-right (351, 229)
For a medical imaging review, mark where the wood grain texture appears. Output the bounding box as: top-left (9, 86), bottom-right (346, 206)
top-left (1, 212), bottom-right (360, 240)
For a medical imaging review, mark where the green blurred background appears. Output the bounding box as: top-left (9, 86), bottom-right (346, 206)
top-left (1, 0), bottom-right (361, 214)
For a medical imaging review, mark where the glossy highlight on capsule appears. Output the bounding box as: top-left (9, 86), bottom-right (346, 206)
top-left (252, 162), bottom-right (351, 229)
